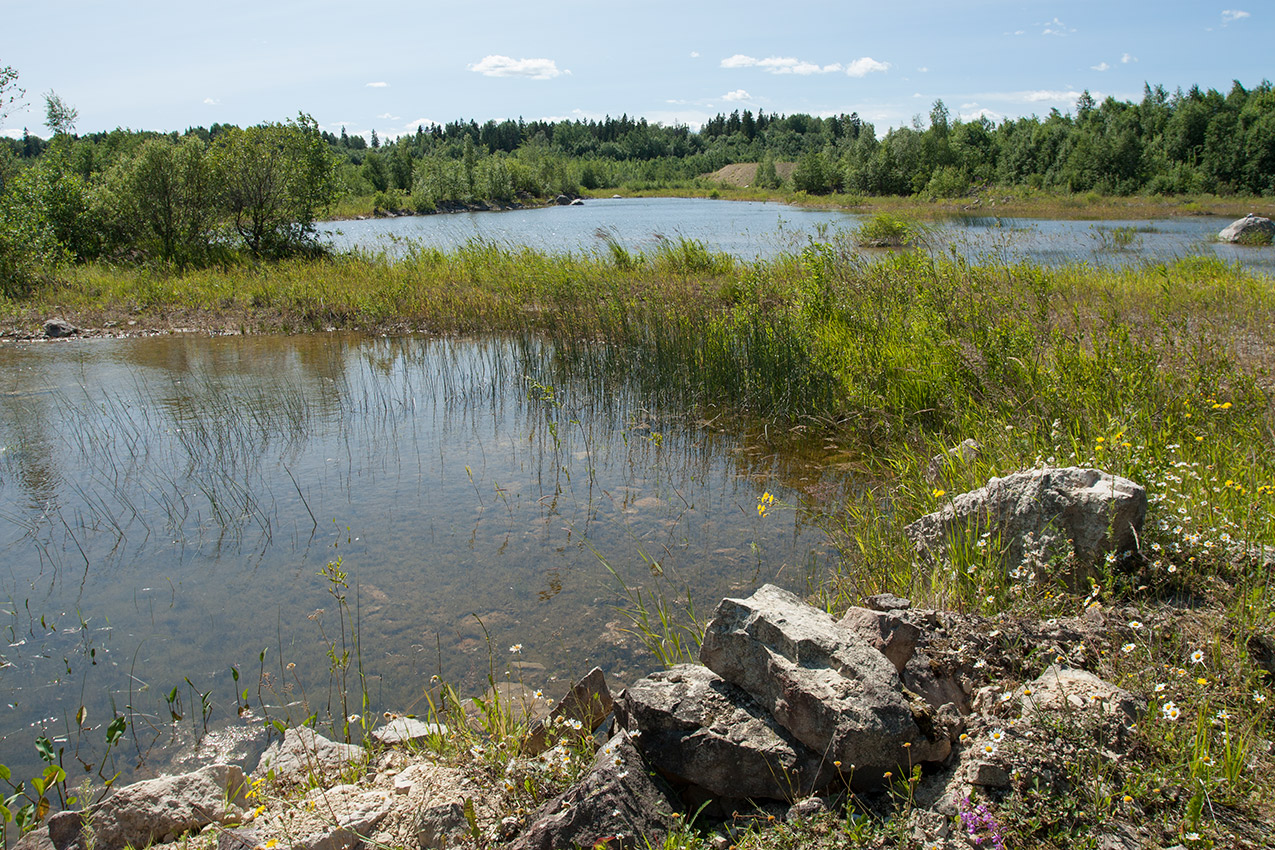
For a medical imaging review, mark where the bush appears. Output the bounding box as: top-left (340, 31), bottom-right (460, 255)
top-left (853, 213), bottom-right (925, 248)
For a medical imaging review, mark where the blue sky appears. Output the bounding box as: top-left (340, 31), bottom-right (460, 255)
top-left (1, 1), bottom-right (1268, 141)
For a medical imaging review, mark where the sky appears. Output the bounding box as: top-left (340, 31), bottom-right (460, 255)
top-left (1, 1), bottom-right (1269, 141)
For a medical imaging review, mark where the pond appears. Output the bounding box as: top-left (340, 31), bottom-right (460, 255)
top-left (0, 333), bottom-right (843, 787)
top-left (320, 197), bottom-right (1275, 275)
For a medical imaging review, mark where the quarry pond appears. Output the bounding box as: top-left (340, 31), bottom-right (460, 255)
top-left (0, 333), bottom-right (843, 783)
top-left (320, 196), bottom-right (1275, 274)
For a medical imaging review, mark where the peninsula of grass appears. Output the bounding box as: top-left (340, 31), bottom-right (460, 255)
top-left (5, 242), bottom-right (1275, 846)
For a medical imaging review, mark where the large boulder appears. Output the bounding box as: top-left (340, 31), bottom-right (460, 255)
top-left (1218, 214), bottom-right (1274, 244)
top-left (48, 764), bottom-right (247, 850)
top-left (698, 584), bottom-right (952, 786)
top-left (508, 730), bottom-right (679, 850)
top-left (617, 664), bottom-right (834, 800)
top-left (904, 467), bottom-right (1145, 587)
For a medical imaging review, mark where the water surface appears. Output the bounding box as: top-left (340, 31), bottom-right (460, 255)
top-left (0, 333), bottom-right (839, 783)
top-left (320, 197), bottom-right (1275, 275)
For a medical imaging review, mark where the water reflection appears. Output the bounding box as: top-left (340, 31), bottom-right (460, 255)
top-left (0, 333), bottom-right (839, 784)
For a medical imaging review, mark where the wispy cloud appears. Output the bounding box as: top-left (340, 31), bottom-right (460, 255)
top-left (720, 54), bottom-right (844, 74)
top-left (203, 97), bottom-right (220, 105)
top-left (1040, 17), bottom-right (1075, 36)
top-left (721, 89), bottom-right (751, 102)
top-left (469, 55), bottom-right (566, 80)
top-left (377, 112), bottom-right (401, 121)
top-left (365, 81), bottom-right (388, 88)
top-left (917, 66), bottom-right (929, 73)
top-left (1091, 62), bottom-right (1111, 71)
top-left (1221, 9), bottom-right (1250, 23)
top-left (404, 118), bottom-right (438, 132)
top-left (1121, 53), bottom-right (1138, 63)
top-left (846, 57), bottom-right (890, 77)
top-left (976, 89), bottom-right (1087, 105)
top-left (690, 51), bottom-right (700, 58)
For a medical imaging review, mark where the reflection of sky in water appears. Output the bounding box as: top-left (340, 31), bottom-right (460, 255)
top-left (320, 198), bottom-right (1275, 275)
top-left (0, 334), bottom-right (837, 783)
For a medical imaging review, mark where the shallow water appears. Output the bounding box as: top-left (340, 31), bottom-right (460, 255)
top-left (320, 197), bottom-right (1275, 275)
top-left (0, 333), bottom-right (840, 784)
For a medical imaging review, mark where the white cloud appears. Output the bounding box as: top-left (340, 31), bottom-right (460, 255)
top-left (720, 54), bottom-right (844, 74)
top-left (975, 89), bottom-right (1087, 105)
top-left (961, 107), bottom-right (1003, 123)
top-left (1040, 17), bottom-right (1075, 36)
top-left (917, 66), bottom-right (929, 73)
top-left (203, 97), bottom-right (220, 105)
top-left (377, 112), bottom-right (400, 121)
top-left (1, 128), bottom-right (23, 139)
top-left (690, 51), bottom-right (700, 58)
top-left (1121, 53), bottom-right (1138, 63)
top-left (1091, 62), bottom-right (1110, 71)
top-left (1222, 9), bottom-right (1250, 23)
top-left (721, 89), bottom-right (751, 102)
top-left (846, 57), bottom-right (891, 77)
top-left (469, 55), bottom-right (566, 79)
top-left (366, 81), bottom-right (388, 88)
top-left (404, 118), bottom-right (438, 132)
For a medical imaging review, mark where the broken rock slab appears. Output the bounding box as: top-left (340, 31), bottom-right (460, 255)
top-left (904, 467), bottom-right (1146, 588)
top-left (617, 663), bottom-right (834, 800)
top-left (48, 764), bottom-right (248, 850)
top-left (699, 584), bottom-right (952, 786)
top-left (522, 666), bottom-right (614, 756)
top-left (508, 729), bottom-right (679, 850)
top-left (836, 607), bottom-right (921, 674)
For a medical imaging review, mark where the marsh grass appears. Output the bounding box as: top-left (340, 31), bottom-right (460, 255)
top-left (6, 235), bottom-right (1275, 845)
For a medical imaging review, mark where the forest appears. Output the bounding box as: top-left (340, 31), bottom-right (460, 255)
top-left (1, 76), bottom-right (1274, 291)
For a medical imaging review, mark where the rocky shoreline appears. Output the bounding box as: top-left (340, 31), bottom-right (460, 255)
top-left (11, 467), bottom-right (1275, 850)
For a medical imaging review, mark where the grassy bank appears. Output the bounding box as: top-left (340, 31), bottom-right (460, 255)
top-left (4, 242), bottom-right (1275, 845)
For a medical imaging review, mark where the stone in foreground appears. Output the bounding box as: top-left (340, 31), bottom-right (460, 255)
top-left (254, 727), bottom-right (365, 784)
top-left (508, 730), bottom-right (679, 850)
top-left (617, 663), bottom-right (834, 800)
top-left (48, 764), bottom-right (247, 850)
top-left (699, 584), bottom-right (952, 786)
top-left (904, 467), bottom-right (1145, 587)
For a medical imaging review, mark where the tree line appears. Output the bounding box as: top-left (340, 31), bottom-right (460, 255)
top-left (1, 70), bottom-right (1273, 292)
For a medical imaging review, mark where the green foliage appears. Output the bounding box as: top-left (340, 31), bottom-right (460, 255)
top-left (98, 136), bottom-right (217, 267)
top-left (754, 153), bottom-right (781, 189)
top-left (0, 164), bottom-right (73, 296)
top-left (852, 212), bottom-right (923, 247)
top-left (210, 114), bottom-right (338, 257)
